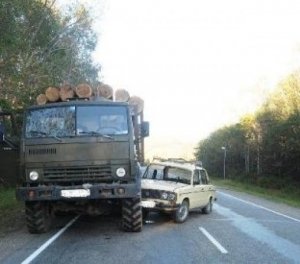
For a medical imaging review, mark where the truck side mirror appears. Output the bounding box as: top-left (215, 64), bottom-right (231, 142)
top-left (141, 121), bottom-right (149, 137)
top-left (0, 122), bottom-right (5, 142)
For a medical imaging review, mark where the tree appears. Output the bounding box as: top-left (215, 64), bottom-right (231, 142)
top-left (0, 0), bottom-right (100, 108)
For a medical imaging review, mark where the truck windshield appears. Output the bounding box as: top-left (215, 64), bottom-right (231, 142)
top-left (77, 106), bottom-right (128, 136)
top-left (25, 105), bottom-right (128, 138)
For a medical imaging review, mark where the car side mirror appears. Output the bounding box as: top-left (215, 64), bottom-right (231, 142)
top-left (141, 121), bottom-right (149, 138)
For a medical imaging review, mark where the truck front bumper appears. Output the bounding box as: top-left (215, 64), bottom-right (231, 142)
top-left (16, 183), bottom-right (140, 201)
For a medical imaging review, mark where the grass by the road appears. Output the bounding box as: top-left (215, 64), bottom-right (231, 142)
top-left (0, 188), bottom-right (24, 234)
top-left (211, 177), bottom-right (300, 208)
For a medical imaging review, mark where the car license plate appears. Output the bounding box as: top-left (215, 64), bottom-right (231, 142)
top-left (61, 189), bottom-right (90, 198)
top-left (141, 200), bottom-right (156, 208)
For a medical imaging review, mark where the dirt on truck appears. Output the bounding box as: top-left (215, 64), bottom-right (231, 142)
top-left (11, 84), bottom-right (149, 233)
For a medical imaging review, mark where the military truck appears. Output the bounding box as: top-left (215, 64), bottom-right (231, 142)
top-left (15, 87), bottom-right (149, 233)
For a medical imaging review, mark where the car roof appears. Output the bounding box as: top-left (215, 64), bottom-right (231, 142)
top-left (149, 161), bottom-right (204, 172)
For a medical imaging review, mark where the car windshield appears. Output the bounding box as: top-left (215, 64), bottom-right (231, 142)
top-left (25, 105), bottom-right (128, 138)
top-left (143, 164), bottom-right (191, 185)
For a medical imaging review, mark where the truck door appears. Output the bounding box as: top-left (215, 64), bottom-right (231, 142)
top-left (0, 113), bottom-right (20, 187)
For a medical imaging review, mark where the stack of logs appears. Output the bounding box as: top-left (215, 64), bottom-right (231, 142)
top-left (36, 83), bottom-right (144, 113)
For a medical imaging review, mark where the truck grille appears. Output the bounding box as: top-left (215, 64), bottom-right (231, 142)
top-left (44, 165), bottom-right (112, 182)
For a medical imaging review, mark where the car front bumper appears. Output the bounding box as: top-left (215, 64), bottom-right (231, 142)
top-left (141, 199), bottom-right (179, 212)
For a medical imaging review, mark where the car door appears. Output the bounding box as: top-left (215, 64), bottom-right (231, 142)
top-left (190, 169), bottom-right (205, 209)
top-left (199, 169), bottom-right (212, 206)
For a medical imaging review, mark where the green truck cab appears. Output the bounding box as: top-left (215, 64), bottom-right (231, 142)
top-left (15, 98), bottom-right (149, 233)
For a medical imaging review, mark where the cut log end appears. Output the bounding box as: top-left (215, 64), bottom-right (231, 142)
top-left (60, 84), bottom-right (75, 101)
top-left (97, 84), bottom-right (113, 99)
top-left (45, 87), bottom-right (60, 102)
top-left (75, 83), bottom-right (93, 98)
top-left (129, 96), bottom-right (144, 113)
top-left (36, 94), bottom-right (48, 105)
top-left (115, 89), bottom-right (130, 102)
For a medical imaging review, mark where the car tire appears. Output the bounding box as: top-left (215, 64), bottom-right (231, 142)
top-left (202, 198), bottom-right (213, 214)
top-left (174, 200), bottom-right (189, 223)
top-left (25, 201), bottom-right (52, 234)
top-left (122, 198), bottom-right (142, 232)
top-left (142, 208), bottom-right (149, 221)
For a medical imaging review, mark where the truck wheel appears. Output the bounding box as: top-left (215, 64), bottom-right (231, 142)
top-left (25, 201), bottom-right (52, 234)
top-left (202, 198), bottom-right (213, 214)
top-left (122, 198), bottom-right (142, 232)
top-left (174, 200), bottom-right (189, 223)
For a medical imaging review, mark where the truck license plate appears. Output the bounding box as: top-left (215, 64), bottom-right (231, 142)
top-left (61, 189), bottom-right (90, 198)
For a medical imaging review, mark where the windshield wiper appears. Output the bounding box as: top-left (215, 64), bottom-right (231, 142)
top-left (79, 131), bottom-right (114, 140)
top-left (28, 130), bottom-right (63, 142)
top-left (28, 130), bottom-right (47, 136)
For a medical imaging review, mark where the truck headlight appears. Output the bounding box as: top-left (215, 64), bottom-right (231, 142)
top-left (29, 171), bottom-right (39, 181)
top-left (116, 167), bottom-right (126, 177)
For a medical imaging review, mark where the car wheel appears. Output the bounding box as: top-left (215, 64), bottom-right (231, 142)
top-left (174, 200), bottom-right (189, 223)
top-left (142, 208), bottom-right (149, 220)
top-left (202, 198), bottom-right (213, 214)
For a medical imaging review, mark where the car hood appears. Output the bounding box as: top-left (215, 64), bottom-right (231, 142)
top-left (141, 179), bottom-right (188, 192)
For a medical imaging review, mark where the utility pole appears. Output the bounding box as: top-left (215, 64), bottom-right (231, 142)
top-left (221, 146), bottom-right (227, 180)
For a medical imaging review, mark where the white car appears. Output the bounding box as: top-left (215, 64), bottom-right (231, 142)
top-left (141, 160), bottom-right (216, 223)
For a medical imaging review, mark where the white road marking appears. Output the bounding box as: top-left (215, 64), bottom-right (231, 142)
top-left (218, 191), bottom-right (300, 223)
top-left (199, 227), bottom-right (228, 254)
top-left (21, 215), bottom-right (80, 264)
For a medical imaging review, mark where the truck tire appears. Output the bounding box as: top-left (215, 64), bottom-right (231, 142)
top-left (122, 198), bottom-right (142, 232)
top-left (202, 198), bottom-right (213, 214)
top-left (25, 201), bottom-right (52, 234)
top-left (174, 200), bottom-right (189, 223)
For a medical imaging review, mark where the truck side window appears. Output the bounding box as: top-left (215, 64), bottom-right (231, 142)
top-left (193, 170), bottom-right (200, 185)
top-left (200, 170), bottom-right (208, 185)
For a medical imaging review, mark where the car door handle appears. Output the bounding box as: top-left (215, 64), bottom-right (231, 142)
top-left (201, 188), bottom-right (204, 191)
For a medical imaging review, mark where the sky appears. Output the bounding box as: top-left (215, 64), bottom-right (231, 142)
top-left (58, 0), bottom-right (300, 159)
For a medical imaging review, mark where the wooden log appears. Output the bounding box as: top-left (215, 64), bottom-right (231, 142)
top-left (98, 84), bottom-right (113, 99)
top-left (36, 94), bottom-right (48, 105)
top-left (115, 89), bottom-right (130, 102)
top-left (45, 87), bottom-right (60, 102)
top-left (59, 84), bottom-right (74, 101)
top-left (129, 96), bottom-right (144, 113)
top-left (75, 83), bottom-right (93, 98)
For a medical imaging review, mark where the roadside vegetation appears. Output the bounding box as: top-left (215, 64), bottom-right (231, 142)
top-left (211, 176), bottom-right (300, 208)
top-left (195, 74), bottom-right (300, 208)
top-left (0, 188), bottom-right (24, 234)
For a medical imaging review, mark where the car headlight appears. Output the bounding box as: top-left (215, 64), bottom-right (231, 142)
top-left (29, 171), bottom-right (39, 181)
top-left (161, 192), bottom-right (168, 200)
top-left (161, 192), bottom-right (176, 201)
top-left (116, 167), bottom-right (126, 177)
top-left (168, 193), bottom-right (176, 201)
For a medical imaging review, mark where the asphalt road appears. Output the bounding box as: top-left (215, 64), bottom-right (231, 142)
top-left (1, 188), bottom-right (300, 264)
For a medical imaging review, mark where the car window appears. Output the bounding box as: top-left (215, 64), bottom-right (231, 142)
top-left (193, 170), bottom-right (200, 185)
top-left (200, 170), bottom-right (208, 185)
top-left (143, 164), bottom-right (164, 179)
top-left (165, 167), bottom-right (191, 185)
